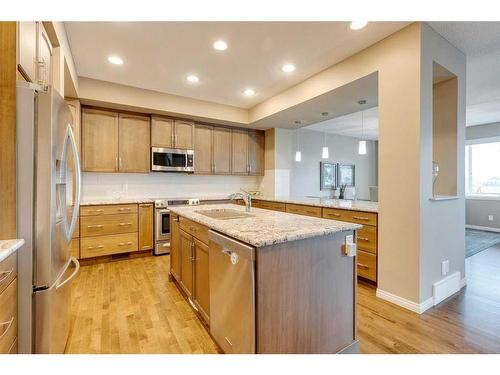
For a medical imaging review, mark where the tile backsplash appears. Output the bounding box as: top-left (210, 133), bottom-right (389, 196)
top-left (82, 173), bottom-right (263, 200)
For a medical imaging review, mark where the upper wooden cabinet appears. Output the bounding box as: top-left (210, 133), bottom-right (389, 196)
top-left (151, 117), bottom-right (173, 148)
top-left (118, 114), bottom-right (150, 173)
top-left (231, 129), bottom-right (249, 175)
top-left (82, 108), bottom-right (119, 172)
top-left (248, 130), bottom-right (265, 176)
top-left (17, 22), bottom-right (37, 82)
top-left (138, 203), bottom-right (154, 251)
top-left (66, 99), bottom-right (81, 157)
top-left (213, 127), bottom-right (232, 175)
top-left (151, 117), bottom-right (194, 150)
top-left (194, 124), bottom-right (213, 174)
top-left (174, 120), bottom-right (194, 149)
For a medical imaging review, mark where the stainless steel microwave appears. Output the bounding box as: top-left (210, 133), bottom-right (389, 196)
top-left (151, 147), bottom-right (194, 172)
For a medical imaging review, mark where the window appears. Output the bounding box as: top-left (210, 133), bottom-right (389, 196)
top-left (466, 142), bottom-right (500, 196)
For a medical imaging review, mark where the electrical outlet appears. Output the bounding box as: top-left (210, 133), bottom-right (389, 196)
top-left (488, 215), bottom-right (494, 222)
top-left (441, 260), bottom-right (450, 276)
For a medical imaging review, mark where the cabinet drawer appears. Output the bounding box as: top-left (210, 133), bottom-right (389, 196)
top-left (285, 203), bottom-right (322, 218)
top-left (357, 250), bottom-right (377, 282)
top-left (179, 216), bottom-right (209, 245)
top-left (0, 279), bottom-right (17, 354)
top-left (357, 225), bottom-right (377, 254)
top-left (323, 208), bottom-right (377, 226)
top-left (253, 200), bottom-right (286, 212)
top-left (0, 252), bottom-right (17, 296)
top-left (80, 213), bottom-right (138, 237)
top-left (80, 204), bottom-right (138, 216)
top-left (70, 239), bottom-right (80, 259)
top-left (81, 233), bottom-right (138, 258)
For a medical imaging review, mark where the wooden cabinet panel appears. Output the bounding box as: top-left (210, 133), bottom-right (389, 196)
top-left (138, 204), bottom-right (153, 250)
top-left (37, 23), bottom-right (52, 87)
top-left (82, 109), bottom-right (118, 172)
top-left (248, 130), bottom-right (265, 176)
top-left (72, 217), bottom-right (80, 239)
top-left (231, 129), bottom-right (249, 175)
top-left (357, 250), bottom-right (377, 282)
top-left (80, 204), bottom-right (137, 217)
top-left (66, 99), bottom-right (81, 158)
top-left (170, 213), bottom-right (181, 281)
top-left (179, 229), bottom-right (194, 298)
top-left (17, 21), bottom-right (37, 82)
top-left (323, 208), bottom-right (377, 226)
top-left (357, 225), bottom-right (377, 254)
top-left (285, 203), bottom-right (322, 218)
top-left (213, 127), bottom-right (232, 175)
top-left (151, 116), bottom-right (173, 148)
top-left (81, 233), bottom-right (138, 259)
top-left (8, 339), bottom-right (17, 354)
top-left (80, 213), bottom-right (138, 237)
top-left (252, 199), bottom-right (286, 212)
top-left (118, 114), bottom-right (150, 173)
top-left (194, 239), bottom-right (210, 323)
top-left (0, 253), bottom-right (17, 296)
top-left (194, 124), bottom-right (213, 174)
top-left (179, 216), bottom-right (209, 245)
top-left (70, 239), bottom-right (80, 259)
top-left (0, 279), bottom-right (17, 354)
top-left (174, 120), bottom-right (194, 149)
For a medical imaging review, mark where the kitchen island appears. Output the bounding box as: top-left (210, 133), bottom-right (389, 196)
top-left (168, 203), bottom-right (361, 354)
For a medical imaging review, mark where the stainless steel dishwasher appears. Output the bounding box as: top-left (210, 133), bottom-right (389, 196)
top-left (208, 230), bottom-right (256, 354)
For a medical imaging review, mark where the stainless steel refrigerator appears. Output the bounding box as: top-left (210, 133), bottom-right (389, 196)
top-left (17, 82), bottom-right (81, 354)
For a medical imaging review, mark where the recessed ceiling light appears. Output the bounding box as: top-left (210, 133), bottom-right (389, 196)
top-left (350, 21), bottom-right (368, 30)
top-left (282, 63), bottom-right (296, 73)
top-left (213, 40), bottom-right (228, 51)
top-left (244, 88), bottom-right (255, 97)
top-left (186, 74), bottom-right (200, 83)
top-left (108, 56), bottom-right (124, 65)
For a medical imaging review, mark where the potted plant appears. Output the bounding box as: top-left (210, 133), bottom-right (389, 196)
top-left (338, 184), bottom-right (347, 199)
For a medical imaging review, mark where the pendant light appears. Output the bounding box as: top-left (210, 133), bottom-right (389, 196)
top-left (358, 101), bottom-right (367, 155)
top-left (322, 131), bottom-right (329, 159)
top-left (295, 125), bottom-right (302, 162)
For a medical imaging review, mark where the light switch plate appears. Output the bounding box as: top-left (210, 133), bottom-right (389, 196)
top-left (488, 215), bottom-right (494, 221)
top-left (441, 260), bottom-right (450, 276)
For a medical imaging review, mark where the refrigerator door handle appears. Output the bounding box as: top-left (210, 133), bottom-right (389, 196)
top-left (55, 257), bottom-right (80, 291)
top-left (64, 125), bottom-right (81, 241)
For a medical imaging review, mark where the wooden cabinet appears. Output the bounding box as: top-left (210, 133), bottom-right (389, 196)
top-left (179, 229), bottom-right (194, 298)
top-left (151, 117), bottom-right (173, 148)
top-left (70, 239), bottom-right (80, 259)
top-left (174, 120), bottom-right (194, 149)
top-left (179, 216), bottom-right (209, 245)
top-left (285, 203), bottom-right (322, 218)
top-left (0, 252), bottom-right (18, 354)
top-left (248, 130), bottom-right (265, 176)
top-left (194, 124), bottom-right (213, 174)
top-left (231, 129), bottom-right (249, 175)
top-left (82, 108), bottom-right (118, 172)
top-left (170, 213), bottom-right (181, 281)
top-left (66, 99), bottom-right (81, 158)
top-left (118, 114), bottom-right (150, 173)
top-left (138, 203), bottom-right (153, 250)
top-left (213, 127), bottom-right (232, 175)
top-left (252, 199), bottom-right (286, 212)
top-left (80, 204), bottom-right (137, 216)
top-left (357, 250), bottom-right (377, 282)
top-left (193, 239), bottom-right (210, 322)
top-left (17, 21), bottom-right (37, 82)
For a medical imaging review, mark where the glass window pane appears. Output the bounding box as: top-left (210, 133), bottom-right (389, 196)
top-left (466, 142), bottom-right (500, 196)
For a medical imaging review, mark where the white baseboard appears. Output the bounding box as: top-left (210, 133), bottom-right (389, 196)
top-left (466, 224), bottom-right (500, 233)
top-left (433, 272), bottom-right (461, 305)
top-left (376, 289), bottom-right (433, 314)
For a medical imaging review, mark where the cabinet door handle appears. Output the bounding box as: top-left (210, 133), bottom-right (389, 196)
top-left (0, 269), bottom-right (13, 286)
top-left (119, 157), bottom-right (123, 169)
top-left (357, 263), bottom-right (369, 269)
top-left (353, 216), bottom-right (369, 221)
top-left (358, 237), bottom-right (369, 242)
top-left (0, 317), bottom-right (15, 339)
top-left (87, 224), bottom-right (104, 229)
top-left (88, 245), bottom-right (104, 249)
top-left (119, 222), bottom-right (132, 226)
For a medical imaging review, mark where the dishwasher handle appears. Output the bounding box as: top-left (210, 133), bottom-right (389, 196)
top-left (208, 230), bottom-right (255, 262)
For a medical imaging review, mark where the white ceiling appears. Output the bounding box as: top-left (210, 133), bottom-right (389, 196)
top-left (64, 21), bottom-right (409, 109)
top-left (429, 22), bottom-right (500, 126)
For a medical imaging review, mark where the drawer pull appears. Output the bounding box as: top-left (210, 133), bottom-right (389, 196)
top-left (118, 222), bottom-right (132, 226)
top-left (0, 268), bottom-right (13, 285)
top-left (87, 225), bottom-right (104, 229)
top-left (329, 213), bottom-right (341, 217)
top-left (88, 209), bottom-right (104, 213)
top-left (357, 263), bottom-right (369, 269)
top-left (118, 242), bottom-right (133, 246)
top-left (118, 208), bottom-right (132, 211)
top-left (358, 237), bottom-right (369, 242)
top-left (0, 317), bottom-right (14, 339)
top-left (353, 216), bottom-right (369, 221)
top-left (88, 245), bottom-right (104, 249)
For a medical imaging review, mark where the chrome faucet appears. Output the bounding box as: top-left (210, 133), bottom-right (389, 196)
top-left (229, 188), bottom-right (252, 212)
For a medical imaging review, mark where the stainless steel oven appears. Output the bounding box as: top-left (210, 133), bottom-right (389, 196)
top-left (151, 147), bottom-right (194, 172)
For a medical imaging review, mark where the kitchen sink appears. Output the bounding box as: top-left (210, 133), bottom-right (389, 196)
top-left (196, 209), bottom-right (254, 220)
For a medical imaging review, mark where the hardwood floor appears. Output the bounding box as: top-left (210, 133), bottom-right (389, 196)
top-left (66, 244), bottom-right (500, 354)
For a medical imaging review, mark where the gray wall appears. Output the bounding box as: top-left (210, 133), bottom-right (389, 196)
top-left (466, 121), bottom-right (500, 230)
top-left (290, 128), bottom-right (378, 200)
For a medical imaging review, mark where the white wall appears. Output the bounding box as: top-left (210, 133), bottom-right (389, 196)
top-left (82, 173), bottom-right (262, 200)
top-left (290, 128), bottom-right (378, 200)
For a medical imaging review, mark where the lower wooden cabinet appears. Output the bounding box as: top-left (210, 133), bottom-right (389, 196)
top-left (0, 253), bottom-right (17, 354)
top-left (356, 250), bottom-right (377, 282)
top-left (179, 229), bottom-right (194, 298)
top-left (252, 199), bottom-right (286, 212)
top-left (193, 239), bottom-right (210, 322)
top-left (70, 239), bottom-right (80, 259)
top-left (170, 214), bottom-right (181, 280)
top-left (138, 203), bottom-right (153, 250)
top-left (285, 203), bottom-right (322, 218)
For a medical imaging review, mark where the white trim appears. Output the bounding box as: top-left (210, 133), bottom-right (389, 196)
top-left (466, 224), bottom-right (500, 233)
top-left (466, 195), bottom-right (500, 201)
top-left (460, 277), bottom-right (467, 289)
top-left (433, 272), bottom-right (461, 306)
top-left (376, 289), bottom-right (433, 314)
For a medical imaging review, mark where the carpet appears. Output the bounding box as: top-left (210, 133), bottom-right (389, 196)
top-left (465, 228), bottom-right (500, 258)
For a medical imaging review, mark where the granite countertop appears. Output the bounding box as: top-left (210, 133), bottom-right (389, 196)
top-left (255, 195), bottom-right (379, 213)
top-left (169, 203), bottom-right (361, 247)
top-left (0, 239), bottom-right (25, 263)
top-left (81, 198), bottom-right (155, 206)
